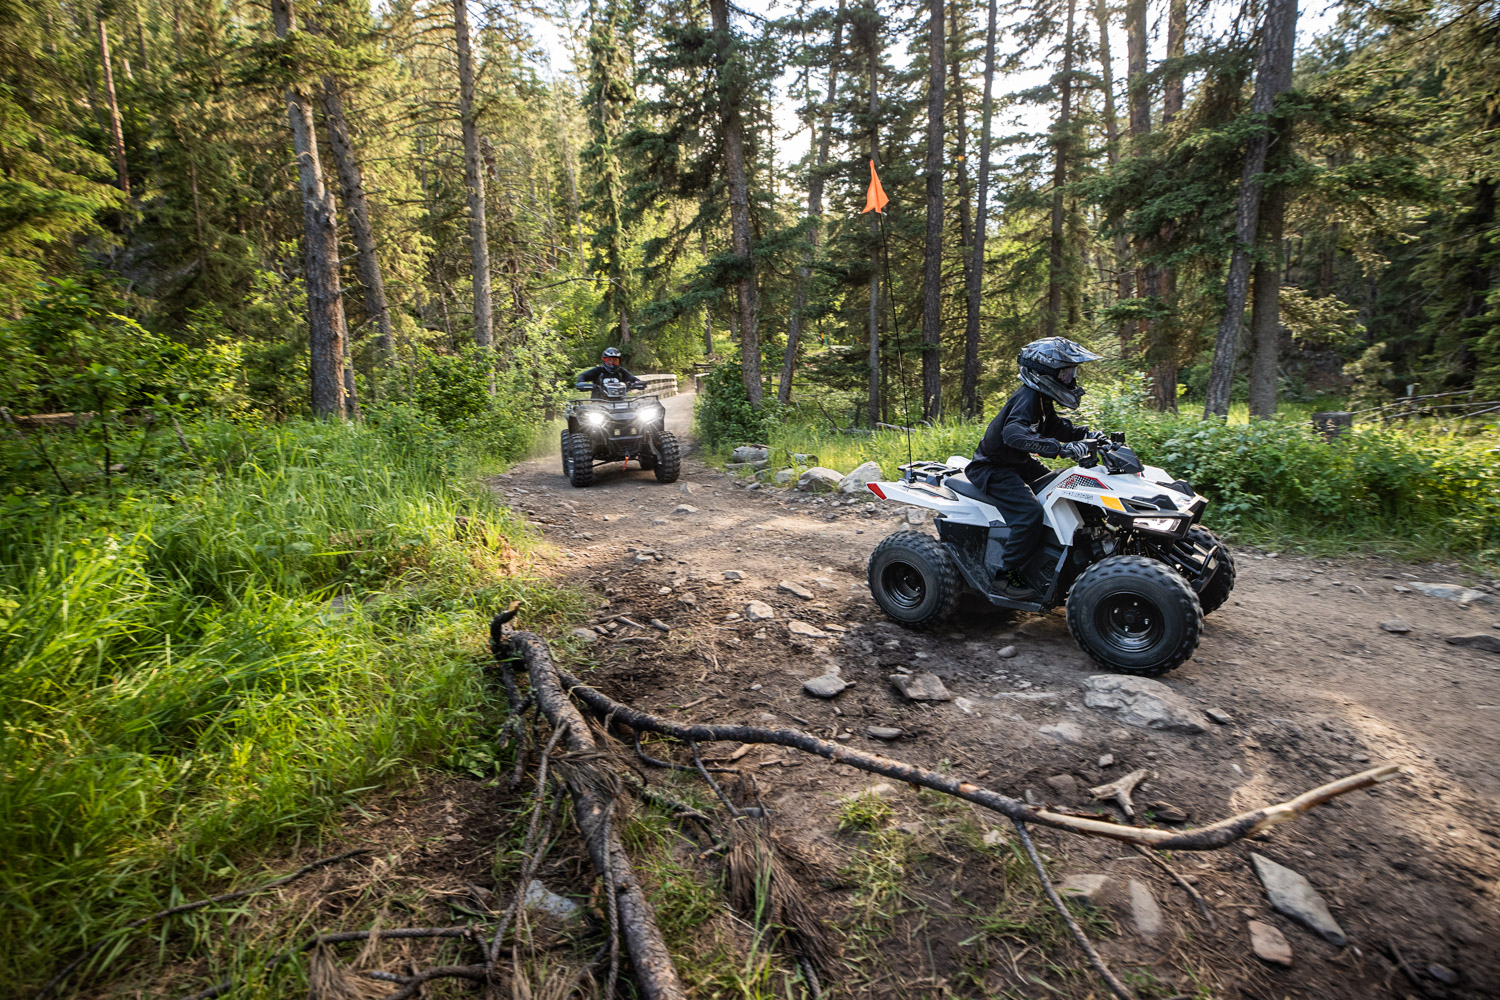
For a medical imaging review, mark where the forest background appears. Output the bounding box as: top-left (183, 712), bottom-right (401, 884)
top-left (1, 0), bottom-right (1498, 993)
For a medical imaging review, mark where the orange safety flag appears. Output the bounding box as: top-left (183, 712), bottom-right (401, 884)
top-left (862, 159), bottom-right (890, 215)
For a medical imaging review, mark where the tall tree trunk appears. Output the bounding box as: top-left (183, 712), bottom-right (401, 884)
top-left (1094, 0), bottom-right (1133, 355)
top-left (700, 225), bottom-right (714, 354)
top-left (961, 0), bottom-right (997, 417)
top-left (1124, 0), bottom-right (1156, 342)
top-left (1044, 0), bottom-right (1076, 336)
top-left (919, 0), bottom-right (944, 419)
top-left (321, 76), bottom-right (395, 362)
top-left (779, 0), bottom-right (844, 405)
top-left (271, 0), bottom-right (347, 419)
top-left (1248, 164), bottom-right (1288, 417)
top-left (1150, 0), bottom-right (1189, 411)
top-left (866, 9), bottom-right (881, 428)
top-left (1203, 0), bottom-right (1298, 417)
top-left (950, 0), bottom-right (972, 396)
top-left (453, 0), bottom-right (494, 349)
top-left (97, 12), bottom-right (130, 199)
top-left (710, 0), bottom-right (762, 406)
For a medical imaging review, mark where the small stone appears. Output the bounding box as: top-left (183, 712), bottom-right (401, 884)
top-left (788, 620), bottom-right (830, 638)
top-left (1044, 774), bottom-right (1080, 800)
top-left (981, 829), bottom-right (1006, 848)
top-left (1098, 753), bottom-right (1115, 767)
top-left (1380, 619), bottom-right (1413, 634)
top-left (1058, 874), bottom-right (1113, 907)
top-left (1127, 879), bottom-right (1166, 937)
top-left (673, 504), bottom-right (699, 514)
top-left (1410, 582), bottom-right (1494, 605)
top-left (634, 552), bottom-right (655, 564)
top-left (724, 570), bottom-right (746, 581)
top-left (658, 586), bottom-right (672, 595)
top-left (1346, 585), bottom-right (1366, 594)
top-left (1039, 721), bottom-right (1084, 743)
top-left (1248, 920), bottom-right (1293, 966)
top-left (572, 628), bottom-right (598, 643)
top-left (997, 645), bottom-right (1018, 659)
top-left (954, 696), bottom-right (979, 715)
top-left (652, 518), bottom-right (668, 526)
top-left (906, 510), bottom-right (927, 525)
top-left (1206, 708), bottom-right (1235, 725)
top-left (803, 674), bottom-right (849, 698)
top-left (889, 672), bottom-right (952, 701)
top-left (1427, 963), bottom-right (1458, 985)
top-left (1149, 801), bottom-right (1189, 824)
top-left (523, 880), bottom-right (581, 921)
top-left (867, 726), bottom-right (903, 741)
top-left (1446, 633), bottom-right (1500, 654)
top-left (745, 482), bottom-right (761, 490)
top-left (779, 580), bottom-right (815, 600)
top-left (679, 483), bottom-right (694, 495)
top-left (649, 619), bottom-right (671, 632)
top-left (678, 593), bottom-right (696, 606)
top-left (1249, 853), bottom-right (1347, 946)
top-left (744, 601), bottom-right (775, 621)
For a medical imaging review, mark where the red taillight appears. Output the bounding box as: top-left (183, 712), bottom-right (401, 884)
top-left (867, 482), bottom-right (887, 499)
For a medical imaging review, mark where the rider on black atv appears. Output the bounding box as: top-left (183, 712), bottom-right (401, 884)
top-left (576, 347), bottom-right (646, 399)
top-left (967, 337), bottom-right (1103, 600)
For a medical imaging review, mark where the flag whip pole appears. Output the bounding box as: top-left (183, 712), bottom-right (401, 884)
top-left (864, 158), bottom-right (913, 478)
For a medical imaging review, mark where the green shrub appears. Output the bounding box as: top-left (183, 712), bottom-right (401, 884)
top-left (694, 359), bottom-right (784, 447)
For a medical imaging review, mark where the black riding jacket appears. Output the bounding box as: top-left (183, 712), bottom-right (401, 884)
top-left (973, 386), bottom-right (1085, 467)
top-left (576, 364), bottom-right (643, 390)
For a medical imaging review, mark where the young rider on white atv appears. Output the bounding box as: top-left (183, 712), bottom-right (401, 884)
top-left (968, 338), bottom-right (1104, 600)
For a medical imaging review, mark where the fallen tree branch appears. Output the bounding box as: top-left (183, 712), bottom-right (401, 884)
top-left (40, 849), bottom-right (371, 998)
top-left (552, 667), bottom-right (1401, 850)
top-left (501, 630), bottom-right (687, 1000)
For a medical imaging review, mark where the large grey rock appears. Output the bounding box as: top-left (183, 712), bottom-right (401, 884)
top-left (1447, 632), bottom-right (1500, 654)
top-left (802, 674), bottom-right (848, 698)
top-left (774, 468), bottom-right (795, 484)
top-left (744, 600), bottom-right (775, 621)
top-left (889, 672), bottom-right (952, 701)
top-left (797, 467), bottom-right (844, 492)
top-left (1411, 582), bottom-right (1494, 605)
top-left (732, 445), bottom-right (770, 464)
top-left (1248, 920), bottom-right (1293, 966)
top-left (838, 460), bottom-right (884, 494)
top-left (1249, 853), bottom-right (1347, 946)
top-left (1083, 675), bottom-right (1208, 734)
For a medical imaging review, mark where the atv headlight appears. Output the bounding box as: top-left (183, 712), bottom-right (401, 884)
top-left (1132, 516), bottom-right (1185, 535)
top-left (583, 411), bottom-right (607, 427)
top-left (638, 405), bottom-right (664, 422)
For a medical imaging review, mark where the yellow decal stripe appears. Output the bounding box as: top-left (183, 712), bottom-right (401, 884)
top-left (1100, 495), bottom-right (1125, 512)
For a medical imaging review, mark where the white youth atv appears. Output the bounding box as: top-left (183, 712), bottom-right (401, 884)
top-left (864, 434), bottom-right (1234, 675)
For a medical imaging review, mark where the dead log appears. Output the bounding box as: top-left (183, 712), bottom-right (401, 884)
top-left (501, 631), bottom-right (686, 1000)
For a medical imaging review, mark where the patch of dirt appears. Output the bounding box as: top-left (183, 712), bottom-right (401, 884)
top-left (489, 390), bottom-right (1500, 999)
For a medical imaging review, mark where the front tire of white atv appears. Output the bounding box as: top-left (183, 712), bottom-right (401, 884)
top-left (1067, 555), bottom-right (1202, 676)
top-left (868, 531), bottom-right (962, 628)
top-left (568, 433), bottom-right (595, 488)
top-left (653, 431), bottom-right (681, 483)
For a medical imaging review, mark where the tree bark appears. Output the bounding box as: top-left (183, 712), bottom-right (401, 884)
top-left (950, 0), bottom-right (972, 413)
top-left (961, 0), bottom-right (997, 417)
top-left (710, 0), bottom-right (762, 406)
top-left (320, 77), bottom-right (395, 362)
top-left (700, 225), bottom-right (714, 355)
top-left (1044, 0), bottom-right (1077, 337)
top-left (453, 0), bottom-right (494, 349)
top-left (97, 12), bottom-right (130, 199)
top-left (1163, 0), bottom-right (1187, 124)
top-left (1150, 0), bottom-right (1190, 410)
top-left (1248, 175), bottom-right (1287, 417)
top-left (919, 0), bottom-right (945, 419)
top-left (1093, 0), bottom-right (1132, 355)
top-left (1124, 0), bottom-right (1150, 141)
top-left (1203, 0), bottom-right (1298, 417)
top-left (779, 0), bottom-right (844, 405)
top-left (271, 0), bottom-right (347, 419)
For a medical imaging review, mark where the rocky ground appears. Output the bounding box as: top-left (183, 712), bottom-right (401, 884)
top-left (489, 391), bottom-right (1500, 999)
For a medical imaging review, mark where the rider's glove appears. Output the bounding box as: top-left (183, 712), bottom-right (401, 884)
top-left (1085, 428), bottom-right (1108, 441)
top-left (1059, 440), bottom-right (1093, 461)
top-left (575, 381), bottom-right (592, 390)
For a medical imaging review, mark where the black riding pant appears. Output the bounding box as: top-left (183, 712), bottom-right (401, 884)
top-left (966, 457), bottom-right (1050, 572)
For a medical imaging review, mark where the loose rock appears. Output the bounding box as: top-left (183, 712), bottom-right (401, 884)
top-left (837, 460), bottom-right (884, 494)
top-left (867, 726), bottom-right (902, 741)
top-left (1206, 707), bottom-right (1235, 725)
top-left (1043, 774), bottom-right (1080, 800)
top-left (1446, 633), bottom-right (1500, 654)
top-left (1039, 721), bottom-right (1084, 743)
top-left (1098, 753), bottom-right (1115, 767)
top-left (775, 469), bottom-right (794, 484)
top-left (1380, 619), bottom-right (1413, 634)
top-left (954, 696), bottom-right (979, 715)
top-left (731, 445), bottom-right (770, 464)
top-left (788, 620), bottom-right (830, 638)
top-left (1127, 879), bottom-right (1166, 937)
top-left (997, 645), bottom-right (1018, 659)
top-left (1427, 963), bottom-right (1458, 985)
top-left (571, 628), bottom-right (598, 643)
top-left (779, 580), bottom-right (815, 600)
top-left (744, 601), bottom-right (775, 621)
top-left (1248, 920), bottom-right (1293, 966)
top-left (1410, 582), bottom-right (1494, 605)
top-left (889, 672), bottom-right (952, 702)
top-left (673, 504), bottom-right (698, 514)
top-left (802, 674), bottom-right (849, 698)
top-left (1083, 675), bottom-right (1208, 734)
top-left (1249, 853), bottom-right (1347, 946)
top-left (1058, 874), bottom-right (1113, 907)
top-left (724, 570), bottom-right (746, 581)
top-left (905, 509), bottom-right (927, 525)
top-left (523, 880), bottom-right (581, 921)
top-left (797, 467), bottom-right (844, 492)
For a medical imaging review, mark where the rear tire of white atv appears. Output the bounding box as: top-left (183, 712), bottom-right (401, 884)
top-left (568, 433), bottom-right (594, 488)
top-left (868, 531), bottom-right (962, 628)
top-left (1067, 555), bottom-right (1201, 676)
top-left (1188, 526), bottom-right (1236, 615)
top-left (653, 432), bottom-right (681, 483)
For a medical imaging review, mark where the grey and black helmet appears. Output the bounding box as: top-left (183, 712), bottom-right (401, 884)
top-left (601, 346), bottom-right (622, 366)
top-left (1017, 337), bottom-right (1101, 409)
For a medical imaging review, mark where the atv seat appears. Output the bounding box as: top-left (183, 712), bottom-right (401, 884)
top-left (944, 468), bottom-right (1063, 504)
top-left (1028, 469), bottom-right (1064, 494)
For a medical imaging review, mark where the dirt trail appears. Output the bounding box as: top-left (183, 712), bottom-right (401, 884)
top-left (496, 390), bottom-right (1500, 999)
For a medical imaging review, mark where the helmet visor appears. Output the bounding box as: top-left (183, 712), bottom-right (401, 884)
top-left (1056, 366), bottom-right (1077, 384)
top-left (603, 356), bottom-right (620, 366)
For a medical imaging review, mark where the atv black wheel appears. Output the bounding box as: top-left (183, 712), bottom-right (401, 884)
top-left (560, 431), bottom-right (574, 478)
top-left (1188, 526), bottom-right (1236, 615)
top-left (653, 431), bottom-right (681, 483)
top-left (568, 433), bottom-right (595, 488)
top-left (1066, 555), bottom-right (1201, 676)
top-left (867, 530), bottom-right (962, 628)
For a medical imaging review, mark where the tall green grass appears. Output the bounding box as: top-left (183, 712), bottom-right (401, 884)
top-left (0, 412), bottom-right (577, 993)
top-left (714, 391), bottom-right (1500, 566)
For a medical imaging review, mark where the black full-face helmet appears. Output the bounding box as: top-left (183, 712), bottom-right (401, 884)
top-left (1017, 337), bottom-right (1102, 409)
top-left (601, 346), bottom-right (622, 367)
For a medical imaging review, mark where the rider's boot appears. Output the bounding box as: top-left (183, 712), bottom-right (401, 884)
top-left (993, 567), bottom-right (1039, 601)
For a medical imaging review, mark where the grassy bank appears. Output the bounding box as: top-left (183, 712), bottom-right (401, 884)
top-left (0, 411), bottom-right (578, 993)
top-left (704, 391), bottom-right (1500, 567)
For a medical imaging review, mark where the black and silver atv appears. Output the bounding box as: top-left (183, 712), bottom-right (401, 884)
top-left (561, 377), bottom-right (681, 487)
